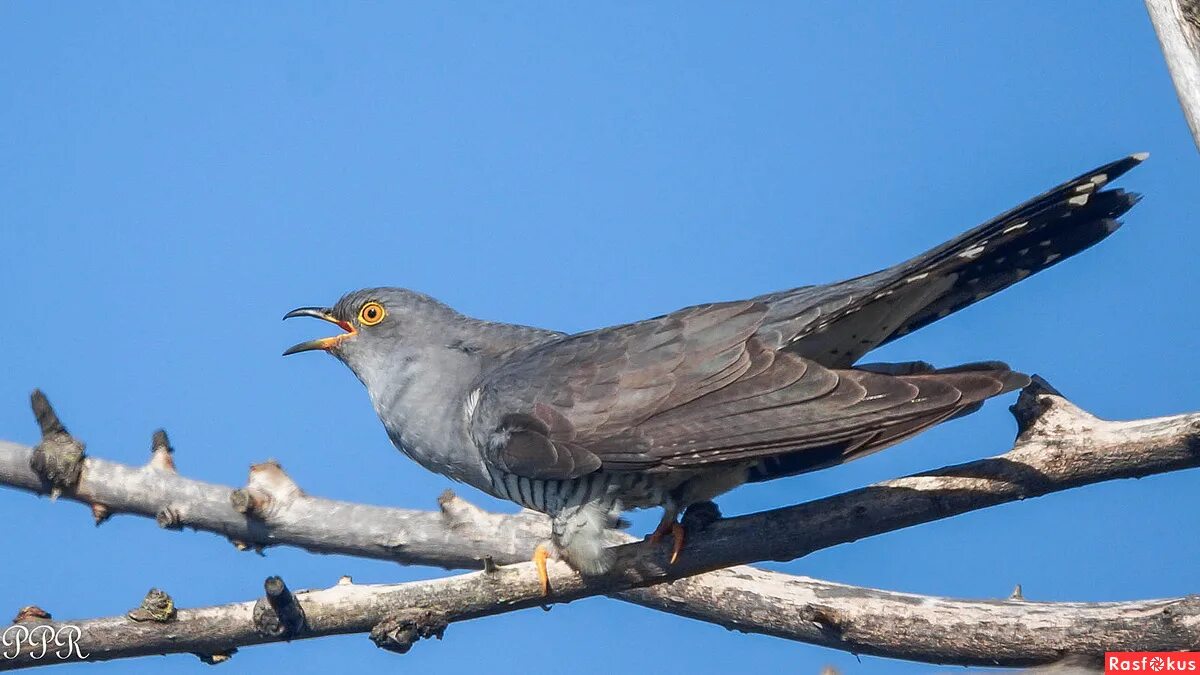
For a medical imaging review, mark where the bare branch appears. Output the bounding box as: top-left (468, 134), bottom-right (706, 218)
top-left (623, 571), bottom-right (1200, 668)
top-left (1146, 0), bottom-right (1200, 150)
top-left (1, 381), bottom-right (1198, 668)
top-left (3, 569), bottom-right (1198, 670)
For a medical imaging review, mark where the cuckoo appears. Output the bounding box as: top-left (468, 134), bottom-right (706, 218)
top-left (284, 154), bottom-right (1144, 593)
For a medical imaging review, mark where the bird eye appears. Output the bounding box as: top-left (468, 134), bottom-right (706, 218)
top-left (358, 301), bottom-right (386, 326)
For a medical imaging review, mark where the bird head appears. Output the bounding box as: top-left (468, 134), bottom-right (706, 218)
top-left (282, 287), bottom-right (459, 387)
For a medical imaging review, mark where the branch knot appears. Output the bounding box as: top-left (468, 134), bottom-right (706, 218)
top-left (232, 460), bottom-right (302, 520)
top-left (127, 588), bottom-right (177, 622)
top-left (369, 610), bottom-right (448, 654)
top-left (799, 604), bottom-right (845, 637)
top-left (12, 606), bottom-right (52, 624)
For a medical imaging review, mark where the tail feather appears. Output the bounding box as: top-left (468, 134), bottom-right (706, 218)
top-left (775, 154), bottom-right (1145, 366)
top-left (881, 156), bottom-right (1144, 342)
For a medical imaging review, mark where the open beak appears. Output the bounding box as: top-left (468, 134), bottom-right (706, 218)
top-left (282, 307), bottom-right (357, 355)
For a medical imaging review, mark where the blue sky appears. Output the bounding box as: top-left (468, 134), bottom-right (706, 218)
top-left (2, 3), bottom-right (1198, 673)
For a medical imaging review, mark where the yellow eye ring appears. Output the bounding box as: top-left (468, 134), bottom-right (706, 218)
top-left (358, 301), bottom-right (386, 326)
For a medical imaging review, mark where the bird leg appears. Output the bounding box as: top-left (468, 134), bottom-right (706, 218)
top-left (532, 544), bottom-right (551, 596)
top-left (646, 509), bottom-right (685, 564)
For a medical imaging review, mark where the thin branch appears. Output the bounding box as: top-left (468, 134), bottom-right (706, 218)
top-left (1, 380), bottom-right (1198, 668)
top-left (1146, 0), bottom-right (1200, 150)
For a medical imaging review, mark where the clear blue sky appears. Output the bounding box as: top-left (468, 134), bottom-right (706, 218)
top-left (2, 3), bottom-right (1198, 673)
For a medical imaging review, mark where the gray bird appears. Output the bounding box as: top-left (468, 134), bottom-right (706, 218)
top-left (284, 154), bottom-right (1144, 592)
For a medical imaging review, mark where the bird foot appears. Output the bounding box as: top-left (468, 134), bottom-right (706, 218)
top-left (532, 544), bottom-right (551, 596)
top-left (646, 518), bottom-right (685, 565)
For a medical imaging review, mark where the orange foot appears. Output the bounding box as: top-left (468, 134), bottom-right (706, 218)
top-left (646, 512), bottom-right (685, 564)
top-left (532, 544), bottom-right (551, 596)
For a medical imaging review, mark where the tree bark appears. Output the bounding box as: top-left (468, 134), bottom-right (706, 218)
top-left (1146, 0), bottom-right (1200, 150)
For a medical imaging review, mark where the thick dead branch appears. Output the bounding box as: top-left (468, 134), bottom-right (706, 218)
top-left (1, 382), bottom-right (1198, 668)
top-left (1146, 0), bottom-right (1200, 150)
top-left (2, 570), bottom-right (1197, 670)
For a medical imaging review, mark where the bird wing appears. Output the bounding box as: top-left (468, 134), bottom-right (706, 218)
top-left (640, 355), bottom-right (1025, 475)
top-left (755, 153), bottom-right (1144, 366)
top-left (469, 303), bottom-right (1024, 479)
top-left (468, 300), bottom-right (769, 479)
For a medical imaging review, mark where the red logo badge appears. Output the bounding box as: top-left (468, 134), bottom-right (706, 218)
top-left (1105, 653), bottom-right (1200, 673)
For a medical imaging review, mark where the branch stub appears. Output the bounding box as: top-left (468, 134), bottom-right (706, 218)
top-left (253, 576), bottom-right (306, 639)
top-left (28, 391), bottom-right (85, 498)
top-left (148, 429), bottom-right (177, 472)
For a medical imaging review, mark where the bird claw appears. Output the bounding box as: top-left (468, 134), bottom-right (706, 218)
top-left (532, 544), bottom-right (551, 596)
top-left (646, 517), bottom-right (686, 565)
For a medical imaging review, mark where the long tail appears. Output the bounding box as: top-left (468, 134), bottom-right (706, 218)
top-left (775, 153), bottom-right (1145, 366)
top-left (879, 153), bottom-right (1145, 344)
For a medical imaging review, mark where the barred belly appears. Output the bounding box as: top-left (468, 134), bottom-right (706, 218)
top-left (483, 466), bottom-right (668, 516)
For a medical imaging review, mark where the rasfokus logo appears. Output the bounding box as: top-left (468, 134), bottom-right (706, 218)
top-left (1106, 652), bottom-right (1200, 673)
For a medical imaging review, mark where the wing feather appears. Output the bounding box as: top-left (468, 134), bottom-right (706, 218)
top-left (471, 300), bottom-right (768, 478)
top-left (472, 303), bottom-right (1025, 477)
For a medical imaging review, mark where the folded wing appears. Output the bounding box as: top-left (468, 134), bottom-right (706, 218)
top-left (470, 305), bottom-right (1025, 479)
